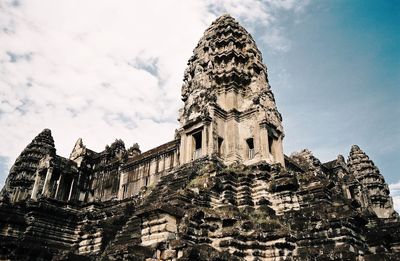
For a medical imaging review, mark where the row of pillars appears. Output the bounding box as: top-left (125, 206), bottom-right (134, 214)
top-left (179, 120), bottom-right (285, 166)
top-left (31, 167), bottom-right (75, 202)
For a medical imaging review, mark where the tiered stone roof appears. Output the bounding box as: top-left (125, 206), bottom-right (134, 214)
top-left (180, 14), bottom-right (282, 132)
top-left (348, 145), bottom-right (393, 218)
top-left (183, 14), bottom-right (266, 94)
top-left (4, 129), bottom-right (55, 191)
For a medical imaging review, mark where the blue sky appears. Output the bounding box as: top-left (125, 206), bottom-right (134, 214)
top-left (0, 0), bottom-right (398, 208)
top-left (265, 0), bottom-right (399, 180)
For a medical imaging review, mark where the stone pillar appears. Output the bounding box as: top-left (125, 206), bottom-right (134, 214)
top-left (201, 127), bottom-right (207, 157)
top-left (68, 178), bottom-right (75, 201)
top-left (174, 148), bottom-right (179, 166)
top-left (259, 124), bottom-right (269, 161)
top-left (274, 136), bottom-right (285, 167)
top-left (225, 117), bottom-right (240, 164)
top-left (343, 185), bottom-right (352, 199)
top-left (54, 174), bottom-right (63, 200)
top-left (31, 171), bottom-right (41, 200)
top-left (179, 133), bottom-right (187, 164)
top-left (206, 122), bottom-right (216, 158)
top-left (41, 167), bottom-right (53, 197)
top-left (13, 189), bottom-right (20, 203)
top-left (118, 171), bottom-right (126, 200)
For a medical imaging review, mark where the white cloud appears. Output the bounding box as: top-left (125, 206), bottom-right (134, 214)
top-left (390, 182), bottom-right (400, 191)
top-left (389, 181), bottom-right (400, 213)
top-left (393, 196), bottom-right (400, 213)
top-left (0, 0), bottom-right (309, 186)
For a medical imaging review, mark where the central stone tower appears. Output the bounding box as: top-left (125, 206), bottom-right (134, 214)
top-left (178, 15), bottom-right (284, 166)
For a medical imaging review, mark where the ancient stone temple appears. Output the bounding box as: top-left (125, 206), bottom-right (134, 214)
top-left (1, 14), bottom-right (399, 261)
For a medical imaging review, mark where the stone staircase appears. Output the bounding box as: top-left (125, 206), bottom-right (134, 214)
top-left (101, 159), bottom-right (211, 259)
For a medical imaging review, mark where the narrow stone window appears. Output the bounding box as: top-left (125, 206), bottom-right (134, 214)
top-left (192, 131), bottom-right (202, 159)
top-left (268, 135), bottom-right (273, 154)
top-left (218, 137), bottom-right (224, 156)
top-left (122, 184), bottom-right (128, 199)
top-left (246, 138), bottom-right (254, 159)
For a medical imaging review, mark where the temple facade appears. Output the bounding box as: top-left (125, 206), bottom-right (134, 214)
top-left (0, 15), bottom-right (399, 260)
top-left (1, 15), bottom-right (285, 205)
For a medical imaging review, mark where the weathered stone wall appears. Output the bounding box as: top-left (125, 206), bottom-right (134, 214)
top-left (119, 140), bottom-right (180, 199)
top-left (0, 157), bottom-right (399, 260)
top-left (104, 158), bottom-right (400, 260)
top-left (0, 198), bottom-right (136, 260)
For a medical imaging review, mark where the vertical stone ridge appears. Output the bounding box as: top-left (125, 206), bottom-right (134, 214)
top-left (347, 145), bottom-right (395, 218)
top-left (2, 128), bottom-right (56, 202)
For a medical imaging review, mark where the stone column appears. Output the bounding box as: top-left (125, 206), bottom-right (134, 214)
top-left (258, 123), bottom-right (269, 161)
top-left (207, 122), bottom-right (216, 158)
top-left (54, 174), bottom-right (63, 200)
top-left (179, 133), bottom-right (187, 164)
top-left (41, 167), bottom-right (53, 197)
top-left (31, 171), bottom-right (41, 200)
top-left (202, 126), bottom-right (208, 157)
top-left (274, 136), bottom-right (285, 167)
top-left (225, 117), bottom-right (240, 163)
top-left (68, 178), bottom-right (75, 201)
top-left (118, 171), bottom-right (126, 200)
top-left (188, 133), bottom-right (193, 162)
top-left (13, 189), bottom-right (20, 203)
top-left (174, 148), bottom-right (179, 166)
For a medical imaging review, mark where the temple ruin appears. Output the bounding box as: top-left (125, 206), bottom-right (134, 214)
top-left (0, 14), bottom-right (399, 260)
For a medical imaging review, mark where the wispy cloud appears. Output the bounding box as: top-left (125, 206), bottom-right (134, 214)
top-left (389, 181), bottom-right (400, 212)
top-left (0, 1), bottom-right (307, 183)
top-left (206, 0), bottom-right (309, 53)
top-left (0, 156), bottom-right (8, 187)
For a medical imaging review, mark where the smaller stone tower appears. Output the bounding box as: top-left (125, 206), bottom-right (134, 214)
top-left (348, 145), bottom-right (395, 218)
top-left (1, 129), bottom-right (56, 202)
top-left (177, 15), bottom-right (284, 166)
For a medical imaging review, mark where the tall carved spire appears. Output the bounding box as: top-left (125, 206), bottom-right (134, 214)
top-left (347, 145), bottom-right (395, 218)
top-left (181, 14), bottom-right (266, 97)
top-left (2, 128), bottom-right (56, 202)
top-left (178, 14), bottom-right (284, 166)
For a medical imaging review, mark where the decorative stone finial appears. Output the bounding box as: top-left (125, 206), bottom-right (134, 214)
top-left (290, 149), bottom-right (322, 172)
top-left (70, 138), bottom-right (86, 162)
top-left (350, 144), bottom-right (361, 153)
top-left (128, 143), bottom-right (141, 157)
top-left (336, 154), bottom-right (346, 165)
